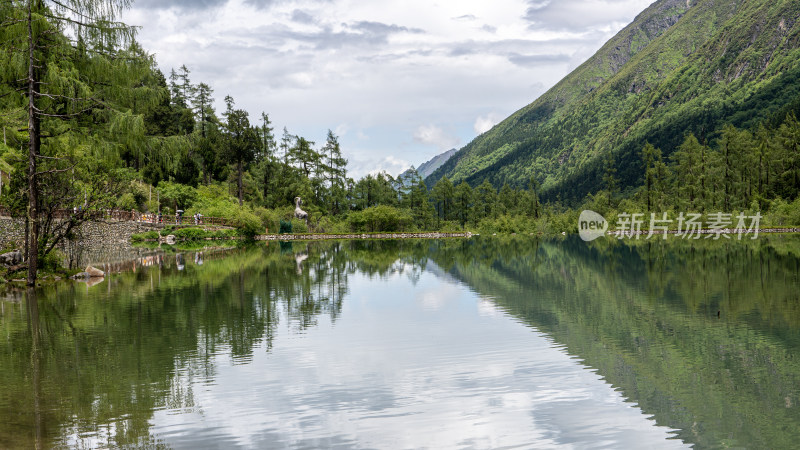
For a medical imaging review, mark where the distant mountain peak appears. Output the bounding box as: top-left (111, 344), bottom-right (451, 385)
top-left (403, 148), bottom-right (457, 180)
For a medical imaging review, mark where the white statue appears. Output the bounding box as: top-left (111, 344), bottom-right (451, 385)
top-left (294, 196), bottom-right (308, 223)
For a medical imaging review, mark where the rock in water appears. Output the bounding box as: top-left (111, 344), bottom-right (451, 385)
top-left (85, 266), bottom-right (105, 278)
top-left (0, 250), bottom-right (22, 266)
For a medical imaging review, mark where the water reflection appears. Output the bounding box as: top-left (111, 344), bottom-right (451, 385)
top-left (435, 235), bottom-right (800, 449)
top-left (0, 237), bottom-right (798, 448)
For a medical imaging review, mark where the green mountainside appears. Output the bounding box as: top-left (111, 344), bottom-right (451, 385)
top-left (428, 0), bottom-right (800, 202)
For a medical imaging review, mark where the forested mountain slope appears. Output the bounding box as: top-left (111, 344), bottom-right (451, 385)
top-left (428, 0), bottom-right (800, 202)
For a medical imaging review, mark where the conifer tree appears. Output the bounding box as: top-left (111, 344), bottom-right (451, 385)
top-left (290, 136), bottom-right (318, 179)
top-left (431, 176), bottom-right (454, 225)
top-left (322, 130), bottom-right (347, 214)
top-left (642, 143), bottom-right (662, 212)
top-left (499, 183), bottom-right (515, 215)
top-left (754, 124), bottom-right (772, 199)
top-left (454, 181), bottom-right (473, 227)
top-left (222, 96), bottom-right (258, 205)
top-left (403, 168), bottom-right (433, 228)
top-left (279, 127), bottom-right (292, 164)
top-left (253, 112), bottom-right (276, 203)
top-left (777, 113), bottom-right (800, 199)
top-left (1, 0), bottom-right (149, 284)
top-left (671, 134), bottom-right (704, 211)
top-left (475, 180), bottom-right (496, 220)
top-left (528, 174), bottom-right (541, 218)
top-left (602, 151), bottom-right (618, 207)
top-left (192, 82), bottom-right (215, 139)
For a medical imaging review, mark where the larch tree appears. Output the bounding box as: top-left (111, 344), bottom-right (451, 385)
top-left (602, 151), bottom-right (618, 207)
top-left (289, 136), bottom-right (319, 179)
top-left (671, 134), bottom-right (704, 211)
top-left (254, 112), bottom-right (276, 204)
top-left (322, 130), bottom-right (347, 214)
top-left (222, 96), bottom-right (257, 206)
top-left (454, 181), bottom-right (473, 227)
top-left (430, 176), bottom-right (454, 225)
top-left (642, 143), bottom-right (662, 212)
top-left (527, 174), bottom-right (541, 219)
top-left (191, 81), bottom-right (220, 183)
top-left (1, 0), bottom-right (152, 285)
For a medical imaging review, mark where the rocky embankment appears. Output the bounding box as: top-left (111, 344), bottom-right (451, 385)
top-left (256, 232), bottom-right (474, 241)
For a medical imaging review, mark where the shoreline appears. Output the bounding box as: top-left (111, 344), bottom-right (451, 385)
top-left (254, 232), bottom-right (475, 241)
top-left (606, 227), bottom-right (800, 237)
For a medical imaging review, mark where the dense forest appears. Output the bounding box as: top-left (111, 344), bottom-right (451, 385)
top-left (1, 0), bottom-right (800, 285)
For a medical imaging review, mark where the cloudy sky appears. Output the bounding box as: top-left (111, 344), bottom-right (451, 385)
top-left (122, 0), bottom-right (654, 178)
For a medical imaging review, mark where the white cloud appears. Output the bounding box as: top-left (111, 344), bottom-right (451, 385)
top-left (413, 124), bottom-right (460, 150)
top-left (474, 112), bottom-right (503, 134)
top-left (123, 0), bottom-right (655, 178)
top-left (334, 123), bottom-right (349, 137)
top-left (524, 0), bottom-right (654, 30)
top-left (356, 155), bottom-right (411, 178)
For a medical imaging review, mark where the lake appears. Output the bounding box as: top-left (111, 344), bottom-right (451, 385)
top-left (1, 236), bottom-right (799, 448)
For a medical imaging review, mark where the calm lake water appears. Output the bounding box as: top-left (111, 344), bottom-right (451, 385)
top-left (1, 236), bottom-right (799, 448)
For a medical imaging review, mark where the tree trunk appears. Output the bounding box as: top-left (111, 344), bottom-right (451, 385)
top-left (237, 159), bottom-right (243, 206)
top-left (26, 1), bottom-right (40, 286)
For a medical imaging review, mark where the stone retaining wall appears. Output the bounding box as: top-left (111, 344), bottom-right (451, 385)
top-left (0, 217), bottom-right (161, 251)
top-left (0, 217), bottom-right (24, 249)
top-left (256, 232), bottom-right (474, 241)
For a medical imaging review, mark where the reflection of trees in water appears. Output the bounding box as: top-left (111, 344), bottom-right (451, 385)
top-left (267, 241), bottom-right (344, 331)
top-left (429, 235), bottom-right (800, 450)
top-left (0, 240), bottom-right (437, 448)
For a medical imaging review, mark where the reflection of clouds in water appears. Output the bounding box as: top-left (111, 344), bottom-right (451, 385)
top-left (477, 297), bottom-right (502, 317)
top-left (152, 270), bottom-right (686, 449)
top-left (416, 261), bottom-right (464, 311)
top-left (416, 283), bottom-right (462, 311)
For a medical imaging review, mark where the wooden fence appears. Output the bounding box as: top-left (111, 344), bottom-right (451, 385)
top-left (0, 206), bottom-right (235, 228)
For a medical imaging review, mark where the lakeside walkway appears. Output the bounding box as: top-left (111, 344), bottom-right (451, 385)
top-left (0, 206), bottom-right (235, 228)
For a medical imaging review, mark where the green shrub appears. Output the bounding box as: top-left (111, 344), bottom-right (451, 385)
top-left (213, 229), bottom-right (238, 239)
top-left (477, 215), bottom-right (534, 234)
top-left (544, 210), bottom-right (579, 234)
top-left (157, 181), bottom-right (197, 210)
top-left (291, 218), bottom-right (308, 233)
top-left (185, 184), bottom-right (260, 236)
top-left (171, 227), bottom-right (206, 240)
top-left (438, 221), bottom-right (463, 232)
top-left (116, 192), bottom-right (138, 211)
top-left (315, 216), bottom-right (349, 234)
top-left (40, 249), bottom-right (65, 273)
top-left (279, 219), bottom-right (293, 234)
top-left (130, 230), bottom-right (159, 242)
top-left (254, 207), bottom-right (282, 233)
top-left (766, 197), bottom-right (800, 227)
top-left (348, 205), bottom-right (413, 232)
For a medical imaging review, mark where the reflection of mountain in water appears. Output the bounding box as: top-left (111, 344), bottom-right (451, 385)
top-left (423, 259), bottom-right (460, 285)
top-left (430, 236), bottom-right (800, 449)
